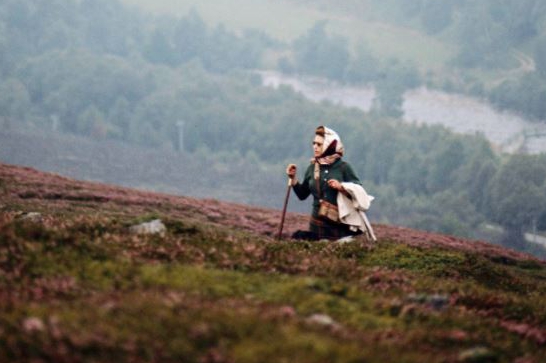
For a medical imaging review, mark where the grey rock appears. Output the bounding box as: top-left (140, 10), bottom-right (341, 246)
top-left (129, 219), bottom-right (166, 236)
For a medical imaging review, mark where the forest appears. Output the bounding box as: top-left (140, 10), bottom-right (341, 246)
top-left (280, 0), bottom-right (546, 121)
top-left (1, 0), bottom-right (546, 257)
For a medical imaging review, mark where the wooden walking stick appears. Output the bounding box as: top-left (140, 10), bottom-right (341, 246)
top-left (277, 178), bottom-right (292, 240)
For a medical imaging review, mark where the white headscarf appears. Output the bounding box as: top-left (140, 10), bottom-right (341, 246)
top-left (319, 126), bottom-right (344, 157)
top-left (313, 126), bottom-right (344, 180)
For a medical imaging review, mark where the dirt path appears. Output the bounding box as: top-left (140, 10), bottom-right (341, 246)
top-left (490, 49), bottom-right (536, 88)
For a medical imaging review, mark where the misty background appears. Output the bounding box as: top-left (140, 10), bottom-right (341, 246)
top-left (1, 0), bottom-right (546, 257)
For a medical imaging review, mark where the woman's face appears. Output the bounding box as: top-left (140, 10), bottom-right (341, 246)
top-left (313, 135), bottom-right (324, 158)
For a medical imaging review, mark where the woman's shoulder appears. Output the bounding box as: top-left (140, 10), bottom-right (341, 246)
top-left (334, 159), bottom-right (361, 181)
top-left (333, 158), bottom-right (349, 168)
top-left (297, 162), bottom-right (313, 178)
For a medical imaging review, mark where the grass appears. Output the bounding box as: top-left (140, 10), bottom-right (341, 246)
top-left (2, 163), bottom-right (546, 362)
top-left (1, 216), bottom-right (545, 362)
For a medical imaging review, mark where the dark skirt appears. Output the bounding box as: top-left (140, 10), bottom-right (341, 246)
top-left (292, 217), bottom-right (362, 241)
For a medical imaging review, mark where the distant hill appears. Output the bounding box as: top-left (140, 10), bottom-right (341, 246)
top-left (0, 127), bottom-right (291, 211)
top-left (1, 161), bottom-right (546, 362)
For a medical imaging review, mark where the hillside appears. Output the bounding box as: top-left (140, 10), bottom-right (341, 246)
top-left (1, 162), bottom-right (546, 362)
top-left (0, 127), bottom-right (285, 210)
top-left (121, 0), bottom-right (455, 68)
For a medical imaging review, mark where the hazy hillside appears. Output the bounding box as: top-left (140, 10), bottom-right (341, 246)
top-left (1, 162), bottom-right (546, 362)
top-left (119, 0), bottom-right (536, 76)
top-left (0, 126), bottom-right (288, 210)
top-left (120, 0), bottom-right (455, 72)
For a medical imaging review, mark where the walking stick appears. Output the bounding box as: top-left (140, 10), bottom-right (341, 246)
top-left (277, 178), bottom-right (292, 240)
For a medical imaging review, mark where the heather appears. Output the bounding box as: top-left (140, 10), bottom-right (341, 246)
top-left (1, 162), bottom-right (546, 362)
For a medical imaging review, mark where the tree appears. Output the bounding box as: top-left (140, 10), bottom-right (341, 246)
top-left (143, 28), bottom-right (176, 66)
top-left (173, 9), bottom-right (208, 64)
top-left (363, 124), bottom-right (398, 184)
top-left (488, 0), bottom-right (541, 45)
top-left (370, 59), bottom-right (421, 118)
top-left (431, 191), bottom-right (482, 237)
top-left (108, 97), bottom-right (132, 140)
top-left (389, 150), bottom-right (427, 195)
top-left (77, 105), bottom-right (108, 139)
top-left (0, 24), bottom-right (9, 74)
top-left (421, 0), bottom-right (454, 34)
top-left (534, 35), bottom-right (546, 77)
top-left (371, 80), bottom-right (405, 118)
top-left (487, 155), bottom-right (546, 248)
top-left (490, 75), bottom-right (546, 121)
top-left (344, 41), bottom-right (379, 84)
top-left (426, 138), bottom-right (465, 193)
top-left (0, 78), bottom-right (31, 127)
top-left (452, 137), bottom-right (499, 213)
top-left (292, 20), bottom-right (350, 81)
top-left (80, 0), bottom-right (137, 56)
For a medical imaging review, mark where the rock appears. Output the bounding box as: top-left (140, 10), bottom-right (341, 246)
top-left (407, 293), bottom-right (449, 311)
top-left (458, 346), bottom-right (498, 362)
top-left (17, 212), bottom-right (43, 223)
top-left (129, 219), bottom-right (166, 236)
top-left (336, 235), bottom-right (355, 244)
top-left (306, 313), bottom-right (339, 328)
top-left (429, 294), bottom-right (450, 310)
top-left (22, 317), bottom-right (45, 333)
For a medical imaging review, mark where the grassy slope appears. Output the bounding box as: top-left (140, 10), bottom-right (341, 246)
top-left (1, 162), bottom-right (546, 362)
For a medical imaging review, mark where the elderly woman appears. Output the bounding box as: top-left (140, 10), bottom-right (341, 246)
top-left (286, 125), bottom-right (365, 241)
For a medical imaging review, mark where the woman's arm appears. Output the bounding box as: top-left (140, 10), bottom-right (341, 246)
top-left (327, 161), bottom-right (361, 196)
top-left (292, 165), bottom-right (312, 200)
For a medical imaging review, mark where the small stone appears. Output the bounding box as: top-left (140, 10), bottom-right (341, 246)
top-left (406, 293), bottom-right (449, 310)
top-left (129, 219), bottom-right (166, 236)
top-left (458, 346), bottom-right (497, 362)
top-left (22, 317), bottom-right (45, 333)
top-left (306, 313), bottom-right (337, 327)
top-left (429, 294), bottom-right (449, 310)
top-left (336, 236), bottom-right (355, 244)
top-left (18, 212), bottom-right (43, 223)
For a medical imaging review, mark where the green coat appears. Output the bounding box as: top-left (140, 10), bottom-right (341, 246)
top-left (293, 159), bottom-right (361, 219)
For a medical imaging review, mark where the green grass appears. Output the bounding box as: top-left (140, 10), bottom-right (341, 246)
top-left (2, 210), bottom-right (546, 362)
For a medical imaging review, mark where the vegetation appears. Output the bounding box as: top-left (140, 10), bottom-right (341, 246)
top-left (122, 0), bottom-right (546, 121)
top-left (1, 162), bottom-right (546, 362)
top-left (279, 0), bottom-right (546, 121)
top-left (2, 0), bottom-right (546, 257)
